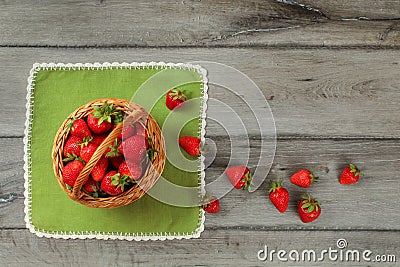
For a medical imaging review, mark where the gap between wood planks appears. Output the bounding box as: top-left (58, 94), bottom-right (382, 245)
top-left (2, 44), bottom-right (400, 49)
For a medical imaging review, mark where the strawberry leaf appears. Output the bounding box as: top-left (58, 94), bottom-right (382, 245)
top-left (302, 202), bottom-right (311, 208)
top-left (308, 205), bottom-right (315, 213)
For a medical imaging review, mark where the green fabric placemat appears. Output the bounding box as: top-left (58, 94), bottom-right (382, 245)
top-left (24, 63), bottom-right (206, 240)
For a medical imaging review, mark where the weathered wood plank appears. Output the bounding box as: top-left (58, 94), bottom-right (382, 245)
top-left (1, 229), bottom-right (398, 266)
top-left (2, 138), bottom-right (399, 230)
top-left (1, 48), bottom-right (399, 138)
top-left (0, 0), bottom-right (399, 47)
top-left (289, 0), bottom-right (400, 19)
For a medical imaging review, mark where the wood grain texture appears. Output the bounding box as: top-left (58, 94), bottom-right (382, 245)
top-left (0, 0), bottom-right (399, 47)
top-left (1, 48), bottom-right (400, 138)
top-left (2, 138), bottom-right (399, 230)
top-left (1, 229), bottom-right (398, 266)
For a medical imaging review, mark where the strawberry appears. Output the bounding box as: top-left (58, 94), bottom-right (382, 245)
top-left (118, 124), bottom-right (136, 140)
top-left (179, 136), bottom-right (201, 157)
top-left (67, 118), bottom-right (91, 139)
top-left (226, 166), bottom-right (252, 190)
top-left (268, 180), bottom-right (289, 213)
top-left (87, 102), bottom-right (122, 134)
top-left (290, 169), bottom-right (318, 188)
top-left (80, 142), bottom-right (99, 163)
top-left (62, 160), bottom-right (85, 187)
top-left (104, 138), bottom-right (121, 158)
top-left (166, 89), bottom-right (188, 110)
top-left (202, 196), bottom-right (220, 214)
top-left (339, 163), bottom-right (362, 184)
top-left (134, 122), bottom-right (146, 137)
top-left (101, 171), bottom-right (132, 196)
top-left (82, 178), bottom-right (99, 194)
top-left (90, 156), bottom-right (109, 182)
top-left (118, 161), bottom-right (142, 181)
top-left (119, 135), bottom-right (147, 164)
top-left (90, 134), bottom-right (107, 146)
top-left (87, 113), bottom-right (112, 134)
top-left (298, 194), bottom-right (321, 223)
top-left (63, 135), bottom-right (82, 158)
top-left (109, 155), bottom-right (124, 169)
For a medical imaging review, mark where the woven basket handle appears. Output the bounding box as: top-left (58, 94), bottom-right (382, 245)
top-left (71, 107), bottom-right (146, 199)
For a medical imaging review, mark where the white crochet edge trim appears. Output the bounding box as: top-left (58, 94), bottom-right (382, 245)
top-left (23, 62), bottom-right (208, 241)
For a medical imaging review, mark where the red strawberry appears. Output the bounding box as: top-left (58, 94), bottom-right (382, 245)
top-left (269, 180), bottom-right (289, 213)
top-left (119, 135), bottom-right (147, 164)
top-left (118, 124), bottom-right (136, 140)
top-left (62, 160), bottom-right (85, 187)
top-left (80, 142), bottom-right (99, 163)
top-left (63, 135), bottom-right (82, 158)
top-left (90, 134), bottom-right (107, 146)
top-left (82, 178), bottom-right (99, 194)
top-left (101, 171), bottom-right (132, 196)
top-left (90, 156), bottom-right (109, 182)
top-left (87, 102), bottom-right (123, 134)
top-left (339, 163), bottom-right (362, 184)
top-left (118, 161), bottom-right (142, 181)
top-left (298, 194), bottom-right (321, 223)
top-left (179, 136), bottom-right (201, 157)
top-left (87, 113), bottom-right (112, 134)
top-left (166, 89), bottom-right (188, 110)
top-left (68, 118), bottom-right (91, 139)
top-left (109, 155), bottom-right (124, 169)
top-left (134, 122), bottom-right (146, 137)
top-left (104, 138), bottom-right (121, 158)
top-left (290, 169), bottom-right (318, 188)
top-left (202, 196), bottom-right (220, 214)
top-left (226, 166), bottom-right (252, 190)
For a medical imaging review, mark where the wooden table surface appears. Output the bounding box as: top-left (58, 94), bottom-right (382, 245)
top-left (1, 1), bottom-right (399, 266)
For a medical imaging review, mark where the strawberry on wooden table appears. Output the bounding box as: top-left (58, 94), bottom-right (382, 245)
top-left (179, 136), bottom-right (201, 157)
top-left (68, 118), bottom-right (91, 139)
top-left (339, 163), bottom-right (362, 184)
top-left (101, 171), bottom-right (132, 196)
top-left (63, 135), bottom-right (82, 158)
top-left (62, 160), bottom-right (85, 187)
top-left (290, 169), bottom-right (318, 188)
top-left (298, 194), bottom-right (321, 223)
top-left (202, 196), bottom-right (220, 214)
top-left (226, 166), bottom-right (252, 190)
top-left (268, 180), bottom-right (289, 213)
top-left (166, 89), bottom-right (188, 110)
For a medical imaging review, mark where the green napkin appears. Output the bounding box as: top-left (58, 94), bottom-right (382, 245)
top-left (24, 63), bottom-right (206, 240)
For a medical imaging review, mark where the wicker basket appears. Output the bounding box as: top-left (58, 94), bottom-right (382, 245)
top-left (52, 98), bottom-right (165, 208)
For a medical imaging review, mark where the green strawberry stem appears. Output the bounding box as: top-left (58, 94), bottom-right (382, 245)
top-left (106, 139), bottom-right (121, 157)
top-left (169, 89), bottom-right (188, 101)
top-left (301, 194), bottom-right (320, 213)
top-left (349, 163), bottom-right (362, 177)
top-left (93, 102), bottom-right (123, 125)
top-left (110, 173), bottom-right (134, 192)
top-left (268, 180), bottom-right (282, 193)
top-left (243, 171), bottom-right (253, 191)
